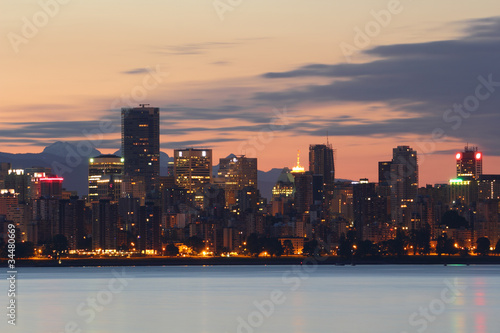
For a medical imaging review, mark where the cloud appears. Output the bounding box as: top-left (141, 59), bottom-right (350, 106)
top-left (121, 68), bottom-right (150, 75)
top-left (255, 17), bottom-right (500, 155)
top-left (155, 42), bottom-right (239, 56)
top-left (161, 138), bottom-right (238, 149)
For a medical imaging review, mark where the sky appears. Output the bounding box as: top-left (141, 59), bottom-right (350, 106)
top-left (1, 0), bottom-right (500, 185)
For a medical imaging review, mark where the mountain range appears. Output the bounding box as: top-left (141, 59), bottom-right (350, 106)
top-left (0, 141), bottom-right (284, 200)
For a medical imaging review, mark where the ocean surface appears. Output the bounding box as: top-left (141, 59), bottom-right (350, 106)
top-left (0, 265), bottom-right (499, 333)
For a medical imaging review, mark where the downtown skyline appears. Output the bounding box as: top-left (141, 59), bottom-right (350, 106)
top-left (2, 1), bottom-right (500, 187)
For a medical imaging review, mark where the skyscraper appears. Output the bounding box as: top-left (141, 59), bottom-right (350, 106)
top-left (121, 105), bottom-right (160, 202)
top-left (309, 144), bottom-right (335, 186)
top-left (218, 155), bottom-right (257, 207)
top-left (174, 148), bottom-right (212, 205)
top-left (88, 155), bottom-right (124, 202)
top-left (390, 146), bottom-right (418, 227)
top-left (456, 145), bottom-right (483, 179)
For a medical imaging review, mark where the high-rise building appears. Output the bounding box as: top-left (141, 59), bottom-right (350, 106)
top-left (272, 168), bottom-right (295, 199)
top-left (0, 163), bottom-right (11, 189)
top-left (390, 146), bottom-right (418, 227)
top-left (174, 148), bottom-right (212, 205)
top-left (121, 105), bottom-right (160, 202)
top-left (309, 144), bottom-right (335, 186)
top-left (294, 172), bottom-right (313, 216)
top-left (88, 155), bottom-right (124, 202)
top-left (456, 145), bottom-right (483, 179)
top-left (39, 177), bottom-right (63, 199)
top-left (218, 155), bottom-right (257, 208)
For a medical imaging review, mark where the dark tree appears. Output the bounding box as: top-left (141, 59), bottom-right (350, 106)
top-left (283, 240), bottom-right (294, 255)
top-left (165, 243), bottom-right (179, 256)
top-left (246, 233), bottom-right (262, 257)
top-left (476, 237), bottom-right (490, 256)
top-left (337, 234), bottom-right (353, 258)
top-left (437, 233), bottom-right (458, 255)
top-left (52, 234), bottom-right (69, 259)
top-left (495, 239), bottom-right (500, 255)
top-left (355, 240), bottom-right (377, 257)
top-left (15, 241), bottom-right (35, 258)
top-left (302, 239), bottom-right (319, 256)
top-left (441, 211), bottom-right (469, 229)
top-left (263, 238), bottom-right (283, 257)
top-left (409, 227), bottom-right (431, 255)
top-left (185, 236), bottom-right (205, 254)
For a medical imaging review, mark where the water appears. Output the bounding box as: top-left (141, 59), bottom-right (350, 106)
top-left (1, 265), bottom-right (499, 333)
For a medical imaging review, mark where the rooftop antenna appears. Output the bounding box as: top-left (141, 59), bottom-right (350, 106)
top-left (326, 130), bottom-right (329, 146)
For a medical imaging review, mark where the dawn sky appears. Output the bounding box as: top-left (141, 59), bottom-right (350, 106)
top-left (2, 0), bottom-right (500, 185)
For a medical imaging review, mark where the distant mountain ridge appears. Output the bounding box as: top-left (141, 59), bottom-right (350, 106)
top-left (0, 142), bottom-right (290, 200)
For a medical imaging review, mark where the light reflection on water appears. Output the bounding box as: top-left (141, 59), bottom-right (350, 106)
top-left (0, 265), bottom-right (499, 333)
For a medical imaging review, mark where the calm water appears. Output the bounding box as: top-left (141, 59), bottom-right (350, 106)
top-left (0, 265), bottom-right (499, 333)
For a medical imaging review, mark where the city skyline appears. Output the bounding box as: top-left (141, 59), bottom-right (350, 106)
top-left (2, 1), bottom-right (500, 187)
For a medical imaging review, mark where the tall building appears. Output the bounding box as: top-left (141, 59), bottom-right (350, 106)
top-left (353, 178), bottom-right (377, 241)
top-left (218, 155), bottom-right (257, 208)
top-left (88, 155), bottom-right (124, 202)
top-left (0, 162), bottom-right (11, 189)
top-left (309, 144), bottom-right (335, 186)
top-left (272, 168), bottom-right (295, 200)
top-left (174, 148), bottom-right (212, 205)
top-left (390, 146), bottom-right (418, 227)
top-left (294, 172), bottom-right (313, 216)
top-left (121, 105), bottom-right (160, 201)
top-left (39, 177), bottom-right (63, 199)
top-left (456, 145), bottom-right (483, 179)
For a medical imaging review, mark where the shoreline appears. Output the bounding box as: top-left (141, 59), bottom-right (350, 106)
top-left (3, 255), bottom-right (500, 267)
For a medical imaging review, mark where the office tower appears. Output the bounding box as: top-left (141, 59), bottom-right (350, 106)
top-left (92, 199), bottom-right (121, 251)
top-left (4, 169), bottom-right (29, 202)
top-left (272, 168), bottom-right (295, 199)
top-left (121, 105), bottom-right (160, 202)
top-left (309, 144), bottom-right (335, 186)
top-left (294, 172), bottom-right (313, 216)
top-left (456, 145), bottom-right (483, 179)
top-left (174, 148), bottom-right (212, 204)
top-left (0, 162), bottom-right (11, 189)
top-left (478, 175), bottom-right (500, 200)
top-left (25, 167), bottom-right (53, 200)
top-left (88, 155), bottom-right (124, 202)
top-left (353, 178), bottom-right (377, 241)
top-left (390, 146), bottom-right (418, 227)
top-left (218, 155), bottom-right (257, 207)
top-left (58, 197), bottom-right (86, 250)
top-left (138, 202), bottom-right (161, 254)
top-left (39, 176), bottom-right (63, 199)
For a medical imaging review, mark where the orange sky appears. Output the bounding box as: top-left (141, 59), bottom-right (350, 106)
top-left (1, 0), bottom-right (500, 185)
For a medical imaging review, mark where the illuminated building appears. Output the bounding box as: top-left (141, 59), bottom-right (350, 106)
top-left (291, 150), bottom-right (305, 174)
top-left (4, 169), bottom-right (29, 202)
top-left (272, 168), bottom-right (295, 199)
top-left (449, 177), bottom-right (476, 205)
top-left (390, 146), bottom-right (418, 227)
top-left (456, 145), bottom-right (483, 179)
top-left (121, 105), bottom-right (160, 202)
top-left (218, 155), bottom-right (257, 208)
top-left (88, 155), bottom-right (124, 202)
top-left (478, 174), bottom-right (500, 200)
top-left (39, 177), bottom-right (63, 199)
top-left (174, 148), bottom-right (212, 205)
